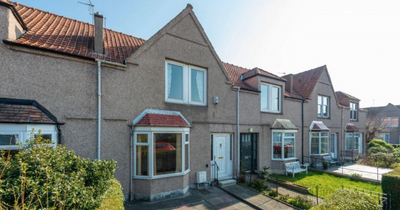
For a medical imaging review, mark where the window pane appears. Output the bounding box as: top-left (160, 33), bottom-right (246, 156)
top-left (136, 145), bottom-right (148, 176)
top-left (391, 118), bottom-right (398, 127)
top-left (167, 63), bottom-right (183, 100)
top-left (345, 133), bottom-right (353, 150)
top-left (285, 133), bottom-right (295, 137)
top-left (354, 133), bottom-right (359, 150)
top-left (311, 137), bottom-right (319, 154)
top-left (137, 134), bottom-right (148, 143)
top-left (323, 105), bottom-right (328, 117)
top-left (154, 133), bottom-right (182, 175)
top-left (318, 96), bottom-right (322, 105)
top-left (273, 133), bottom-right (282, 159)
top-left (0, 134), bottom-right (18, 145)
top-left (284, 137), bottom-right (294, 158)
top-left (318, 105), bottom-right (322, 116)
top-left (34, 134), bottom-right (52, 142)
top-left (185, 143), bottom-right (189, 171)
top-left (321, 137), bottom-right (328, 154)
top-left (190, 69), bottom-right (204, 103)
top-left (271, 86), bottom-right (280, 111)
top-left (261, 84), bottom-right (269, 111)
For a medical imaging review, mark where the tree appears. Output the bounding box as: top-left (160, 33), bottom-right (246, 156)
top-left (365, 108), bottom-right (388, 143)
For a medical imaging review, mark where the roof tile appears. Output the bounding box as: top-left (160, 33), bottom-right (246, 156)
top-left (3, 0), bottom-right (146, 64)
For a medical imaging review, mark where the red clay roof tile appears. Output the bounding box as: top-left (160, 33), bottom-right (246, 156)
top-left (283, 65), bottom-right (326, 99)
top-left (0, 104), bottom-right (53, 123)
top-left (136, 113), bottom-right (189, 127)
top-left (3, 0), bottom-right (146, 64)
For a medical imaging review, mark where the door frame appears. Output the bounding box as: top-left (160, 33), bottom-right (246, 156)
top-left (210, 133), bottom-right (233, 180)
top-left (330, 133), bottom-right (337, 158)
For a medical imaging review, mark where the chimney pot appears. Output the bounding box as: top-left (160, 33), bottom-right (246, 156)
top-left (94, 12), bottom-right (104, 54)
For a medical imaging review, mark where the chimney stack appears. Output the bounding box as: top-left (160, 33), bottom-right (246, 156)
top-left (286, 74), bottom-right (293, 93)
top-left (94, 12), bottom-right (104, 54)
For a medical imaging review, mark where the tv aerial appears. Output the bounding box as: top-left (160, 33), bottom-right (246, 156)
top-left (78, 0), bottom-right (95, 23)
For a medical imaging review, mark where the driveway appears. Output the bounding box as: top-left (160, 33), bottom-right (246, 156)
top-left (327, 163), bottom-right (393, 180)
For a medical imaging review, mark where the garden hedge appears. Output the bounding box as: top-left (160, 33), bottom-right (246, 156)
top-left (382, 168), bottom-right (400, 210)
top-left (0, 132), bottom-right (119, 209)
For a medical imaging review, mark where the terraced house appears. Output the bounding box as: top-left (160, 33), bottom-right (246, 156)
top-left (0, 0), bottom-right (366, 201)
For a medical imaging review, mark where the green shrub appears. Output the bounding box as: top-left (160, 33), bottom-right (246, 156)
top-left (279, 194), bottom-right (290, 202)
top-left (0, 133), bottom-right (117, 209)
top-left (288, 195), bottom-right (313, 209)
top-left (368, 146), bottom-right (388, 155)
top-left (250, 178), bottom-right (268, 192)
top-left (268, 189), bottom-right (278, 197)
top-left (313, 189), bottom-right (381, 210)
top-left (350, 173), bottom-right (362, 180)
top-left (370, 152), bottom-right (399, 167)
top-left (97, 178), bottom-right (124, 210)
top-left (382, 168), bottom-right (400, 210)
top-left (368, 139), bottom-right (394, 152)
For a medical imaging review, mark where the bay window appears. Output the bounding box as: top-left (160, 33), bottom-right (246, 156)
top-left (134, 128), bottom-right (190, 178)
top-left (310, 132), bottom-right (329, 155)
top-left (272, 131), bottom-right (296, 160)
top-left (318, 96), bottom-right (329, 118)
top-left (0, 133), bottom-right (19, 146)
top-left (261, 83), bottom-right (281, 113)
top-left (165, 61), bottom-right (207, 105)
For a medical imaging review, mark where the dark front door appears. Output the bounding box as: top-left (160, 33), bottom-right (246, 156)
top-left (240, 133), bottom-right (258, 173)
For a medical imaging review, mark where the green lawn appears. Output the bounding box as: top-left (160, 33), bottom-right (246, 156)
top-left (274, 171), bottom-right (382, 198)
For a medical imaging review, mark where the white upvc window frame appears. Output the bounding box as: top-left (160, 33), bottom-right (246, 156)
top-left (133, 127), bottom-right (190, 179)
top-left (350, 102), bottom-right (358, 121)
top-left (165, 60), bottom-right (207, 106)
top-left (271, 130), bottom-right (297, 160)
top-left (260, 83), bottom-right (281, 113)
top-left (309, 131), bottom-right (330, 155)
top-left (317, 95), bottom-right (329, 118)
top-left (0, 131), bottom-right (23, 150)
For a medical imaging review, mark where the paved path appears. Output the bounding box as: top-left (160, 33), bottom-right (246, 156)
top-left (327, 163), bottom-right (392, 181)
top-left (125, 186), bottom-right (256, 210)
top-left (222, 185), bottom-right (296, 210)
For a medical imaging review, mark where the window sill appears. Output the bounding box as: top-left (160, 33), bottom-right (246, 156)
top-left (309, 153), bottom-right (330, 156)
top-left (133, 170), bottom-right (190, 180)
top-left (317, 117), bottom-right (330, 119)
top-left (165, 100), bottom-right (207, 107)
top-left (261, 111), bottom-right (282, 115)
top-left (272, 158), bottom-right (297, 161)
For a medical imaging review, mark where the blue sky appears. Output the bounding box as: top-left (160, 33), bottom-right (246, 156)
top-left (15, 0), bottom-right (400, 107)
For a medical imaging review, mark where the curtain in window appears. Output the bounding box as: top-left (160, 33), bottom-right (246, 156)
top-left (191, 69), bottom-right (204, 102)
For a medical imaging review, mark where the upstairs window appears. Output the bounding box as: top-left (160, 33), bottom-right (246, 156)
top-left (165, 61), bottom-right (207, 106)
top-left (261, 83), bottom-right (281, 113)
top-left (382, 117), bottom-right (399, 128)
top-left (318, 96), bottom-right (329, 118)
top-left (350, 102), bottom-right (358, 121)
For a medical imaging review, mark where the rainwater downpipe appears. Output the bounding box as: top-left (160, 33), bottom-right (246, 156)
top-left (97, 60), bottom-right (102, 160)
top-left (301, 100), bottom-right (304, 163)
top-left (234, 86), bottom-right (241, 177)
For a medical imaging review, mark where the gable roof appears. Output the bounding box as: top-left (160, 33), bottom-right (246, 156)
top-left (242, 67), bottom-right (286, 82)
top-left (0, 98), bottom-right (60, 124)
top-left (335, 91), bottom-right (360, 107)
top-left (1, 0), bottom-right (146, 64)
top-left (283, 65), bottom-right (326, 99)
top-left (222, 62), bottom-right (259, 92)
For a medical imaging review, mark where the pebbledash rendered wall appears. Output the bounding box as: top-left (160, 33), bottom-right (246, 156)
top-left (0, 5), bottom-right (239, 200)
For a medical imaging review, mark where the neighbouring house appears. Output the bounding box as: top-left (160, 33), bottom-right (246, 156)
top-left (0, 0), bottom-right (367, 202)
top-left (364, 103), bottom-right (400, 145)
